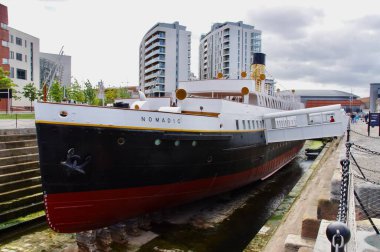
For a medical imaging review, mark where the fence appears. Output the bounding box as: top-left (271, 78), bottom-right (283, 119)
top-left (0, 113), bottom-right (36, 129)
top-left (327, 121), bottom-right (380, 251)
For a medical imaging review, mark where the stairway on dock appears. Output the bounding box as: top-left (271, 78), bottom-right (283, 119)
top-left (0, 129), bottom-right (45, 240)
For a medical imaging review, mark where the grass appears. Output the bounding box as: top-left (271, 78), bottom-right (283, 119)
top-left (0, 113), bottom-right (35, 120)
top-left (0, 210), bottom-right (45, 230)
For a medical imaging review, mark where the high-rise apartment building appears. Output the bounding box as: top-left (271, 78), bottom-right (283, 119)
top-left (139, 22), bottom-right (191, 96)
top-left (199, 21), bottom-right (261, 80)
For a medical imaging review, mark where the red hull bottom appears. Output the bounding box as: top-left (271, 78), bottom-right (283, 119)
top-left (44, 144), bottom-right (303, 233)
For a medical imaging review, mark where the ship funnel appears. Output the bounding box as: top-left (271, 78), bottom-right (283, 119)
top-left (253, 53), bottom-right (266, 65)
top-left (251, 53), bottom-right (266, 93)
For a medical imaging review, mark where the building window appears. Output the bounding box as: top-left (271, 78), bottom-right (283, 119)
top-left (1, 40), bottom-right (9, 47)
top-left (25, 55), bottom-right (27, 62)
top-left (10, 35), bottom-right (14, 43)
top-left (16, 53), bottom-right (22, 61)
top-left (10, 51), bottom-right (14, 59)
top-left (1, 23), bottom-right (8, 30)
top-left (30, 42), bottom-right (33, 81)
top-left (16, 69), bottom-right (27, 80)
top-left (16, 37), bottom-right (22, 46)
top-left (24, 39), bottom-right (27, 47)
top-left (10, 67), bottom-right (14, 78)
top-left (2, 58), bottom-right (9, 64)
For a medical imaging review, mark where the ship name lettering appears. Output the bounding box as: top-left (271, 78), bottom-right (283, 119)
top-left (140, 116), bottom-right (181, 124)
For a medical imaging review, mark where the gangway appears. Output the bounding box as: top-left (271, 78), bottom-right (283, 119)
top-left (263, 104), bottom-right (348, 143)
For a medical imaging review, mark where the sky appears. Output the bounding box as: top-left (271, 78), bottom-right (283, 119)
top-left (2, 0), bottom-right (380, 97)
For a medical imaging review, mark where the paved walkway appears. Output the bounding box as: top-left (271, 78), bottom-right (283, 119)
top-left (0, 120), bottom-right (35, 129)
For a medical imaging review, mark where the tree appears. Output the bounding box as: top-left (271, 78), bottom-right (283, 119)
top-left (117, 87), bottom-right (130, 99)
top-left (0, 67), bottom-right (19, 100)
top-left (0, 67), bottom-right (14, 89)
top-left (49, 80), bottom-right (64, 102)
top-left (83, 80), bottom-right (96, 105)
top-left (22, 83), bottom-right (40, 111)
top-left (67, 79), bottom-right (85, 103)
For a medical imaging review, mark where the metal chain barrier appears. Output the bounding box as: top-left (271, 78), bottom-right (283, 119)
top-left (337, 158), bottom-right (350, 223)
top-left (351, 129), bottom-right (380, 139)
top-left (351, 162), bottom-right (379, 173)
top-left (351, 143), bottom-right (380, 156)
top-left (353, 173), bottom-right (380, 186)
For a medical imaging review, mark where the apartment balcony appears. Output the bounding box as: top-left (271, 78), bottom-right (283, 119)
top-left (223, 49), bottom-right (230, 55)
top-left (223, 56), bottom-right (229, 62)
top-left (144, 63), bottom-right (165, 74)
top-left (144, 70), bottom-right (165, 81)
top-left (144, 48), bottom-right (165, 61)
top-left (145, 55), bottom-right (165, 67)
top-left (145, 40), bottom-right (165, 53)
top-left (223, 36), bottom-right (229, 42)
top-left (144, 33), bottom-right (165, 46)
top-left (223, 43), bottom-right (230, 49)
top-left (223, 62), bottom-right (230, 68)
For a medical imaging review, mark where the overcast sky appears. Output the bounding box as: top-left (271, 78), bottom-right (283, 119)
top-left (2, 0), bottom-right (379, 97)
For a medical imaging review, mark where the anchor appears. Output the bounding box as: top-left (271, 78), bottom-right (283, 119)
top-left (61, 148), bottom-right (91, 174)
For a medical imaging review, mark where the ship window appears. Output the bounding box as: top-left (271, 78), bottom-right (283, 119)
top-left (242, 120), bottom-right (246, 129)
top-left (256, 121), bottom-right (259, 129)
top-left (252, 120), bottom-right (255, 129)
top-left (236, 120), bottom-right (239, 130)
top-left (174, 140), bottom-right (180, 147)
top-left (248, 120), bottom-right (251, 129)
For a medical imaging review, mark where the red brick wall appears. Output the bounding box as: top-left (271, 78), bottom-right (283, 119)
top-left (0, 4), bottom-right (10, 72)
top-left (305, 100), bottom-right (363, 108)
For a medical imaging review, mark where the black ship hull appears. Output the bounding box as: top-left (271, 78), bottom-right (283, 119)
top-left (36, 122), bottom-right (304, 233)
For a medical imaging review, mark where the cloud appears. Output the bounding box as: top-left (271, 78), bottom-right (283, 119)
top-left (44, 5), bottom-right (56, 11)
top-left (248, 7), bottom-right (380, 94)
top-left (248, 7), bottom-right (324, 39)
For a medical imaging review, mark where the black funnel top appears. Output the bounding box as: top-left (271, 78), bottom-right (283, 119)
top-left (253, 53), bottom-right (266, 65)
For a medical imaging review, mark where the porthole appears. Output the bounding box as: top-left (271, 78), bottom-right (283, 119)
top-left (59, 111), bottom-right (68, 117)
top-left (192, 141), bottom-right (197, 147)
top-left (154, 139), bottom-right (161, 146)
top-left (117, 137), bottom-right (126, 146)
top-left (174, 140), bottom-right (180, 147)
top-left (207, 156), bottom-right (213, 163)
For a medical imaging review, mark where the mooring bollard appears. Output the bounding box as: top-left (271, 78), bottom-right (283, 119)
top-left (326, 221), bottom-right (351, 252)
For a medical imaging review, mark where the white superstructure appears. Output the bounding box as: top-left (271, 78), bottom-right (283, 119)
top-left (8, 27), bottom-right (40, 107)
top-left (139, 22), bottom-right (191, 97)
top-left (199, 21), bottom-right (261, 80)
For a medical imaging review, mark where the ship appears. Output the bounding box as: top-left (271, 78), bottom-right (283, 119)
top-left (34, 53), bottom-right (339, 233)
